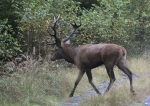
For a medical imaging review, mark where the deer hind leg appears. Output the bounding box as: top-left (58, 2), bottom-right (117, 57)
top-left (86, 69), bottom-right (101, 95)
top-left (104, 65), bottom-right (116, 93)
top-left (69, 70), bottom-right (85, 97)
top-left (116, 59), bottom-right (135, 94)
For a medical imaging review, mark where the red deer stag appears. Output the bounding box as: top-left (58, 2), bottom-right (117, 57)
top-left (46, 16), bottom-right (135, 97)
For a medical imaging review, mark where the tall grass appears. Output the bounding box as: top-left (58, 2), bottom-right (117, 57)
top-left (0, 53), bottom-right (150, 106)
top-left (0, 58), bottom-right (74, 106)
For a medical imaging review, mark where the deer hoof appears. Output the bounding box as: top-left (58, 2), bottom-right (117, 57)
top-left (132, 91), bottom-right (136, 96)
top-left (69, 93), bottom-right (74, 97)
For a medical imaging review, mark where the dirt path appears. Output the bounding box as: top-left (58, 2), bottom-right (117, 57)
top-left (144, 96), bottom-right (150, 106)
top-left (59, 81), bottom-right (109, 106)
top-left (59, 73), bottom-right (150, 106)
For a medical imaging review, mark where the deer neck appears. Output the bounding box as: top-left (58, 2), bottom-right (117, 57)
top-left (60, 43), bottom-right (78, 64)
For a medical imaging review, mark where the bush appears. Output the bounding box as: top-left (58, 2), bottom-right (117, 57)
top-left (0, 19), bottom-right (22, 60)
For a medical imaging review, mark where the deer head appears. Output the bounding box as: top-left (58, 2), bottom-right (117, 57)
top-left (46, 16), bottom-right (81, 61)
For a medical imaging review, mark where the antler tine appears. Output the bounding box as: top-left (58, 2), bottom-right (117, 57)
top-left (46, 42), bottom-right (56, 45)
top-left (62, 21), bottom-right (81, 43)
top-left (53, 15), bottom-right (60, 28)
top-left (47, 15), bottom-right (60, 36)
top-left (54, 16), bottom-right (56, 23)
top-left (54, 14), bottom-right (60, 22)
top-left (46, 15), bottom-right (60, 46)
top-left (46, 21), bottom-right (55, 36)
top-left (69, 21), bottom-right (81, 38)
top-left (47, 26), bottom-right (54, 36)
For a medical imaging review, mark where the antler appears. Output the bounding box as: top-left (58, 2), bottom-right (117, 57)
top-left (46, 15), bottom-right (60, 46)
top-left (63, 21), bottom-right (81, 43)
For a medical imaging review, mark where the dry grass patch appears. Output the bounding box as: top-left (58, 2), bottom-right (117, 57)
top-left (0, 60), bottom-right (74, 106)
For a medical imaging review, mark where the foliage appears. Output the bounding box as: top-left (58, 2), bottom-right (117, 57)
top-left (127, 0), bottom-right (150, 52)
top-left (0, 0), bottom-right (22, 36)
top-left (71, 0), bottom-right (150, 55)
top-left (74, 0), bottom-right (99, 9)
top-left (77, 1), bottom-right (130, 44)
top-left (1, 0), bottom-right (150, 59)
top-left (19, 0), bottom-right (81, 57)
top-left (0, 0), bottom-right (23, 60)
top-left (0, 19), bottom-right (22, 59)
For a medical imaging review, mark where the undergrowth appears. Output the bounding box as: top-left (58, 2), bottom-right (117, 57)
top-left (0, 56), bottom-right (73, 106)
top-left (0, 53), bottom-right (150, 106)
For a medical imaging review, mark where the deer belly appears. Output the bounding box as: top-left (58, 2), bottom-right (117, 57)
top-left (83, 60), bottom-right (104, 69)
top-left (90, 61), bottom-right (104, 69)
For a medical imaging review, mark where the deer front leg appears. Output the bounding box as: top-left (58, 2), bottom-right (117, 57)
top-left (69, 70), bottom-right (85, 97)
top-left (86, 69), bottom-right (101, 95)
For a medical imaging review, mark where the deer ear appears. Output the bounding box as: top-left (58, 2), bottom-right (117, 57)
top-left (65, 39), bottom-right (70, 44)
top-left (61, 35), bottom-right (71, 44)
top-left (61, 38), bottom-right (70, 44)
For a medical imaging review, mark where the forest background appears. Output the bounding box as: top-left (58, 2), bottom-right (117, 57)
top-left (1, 0), bottom-right (150, 106)
top-left (1, 0), bottom-right (150, 60)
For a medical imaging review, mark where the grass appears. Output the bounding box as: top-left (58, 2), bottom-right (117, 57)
top-left (0, 53), bottom-right (150, 106)
top-left (0, 59), bottom-right (73, 106)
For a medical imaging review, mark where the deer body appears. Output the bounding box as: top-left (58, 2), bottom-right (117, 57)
top-left (57, 43), bottom-right (124, 69)
top-left (47, 16), bottom-right (135, 97)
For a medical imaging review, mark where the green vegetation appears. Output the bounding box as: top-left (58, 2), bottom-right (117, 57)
top-left (1, 0), bottom-right (150, 59)
top-left (0, 53), bottom-right (150, 106)
top-left (0, 19), bottom-right (22, 59)
top-left (1, 0), bottom-right (150, 105)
